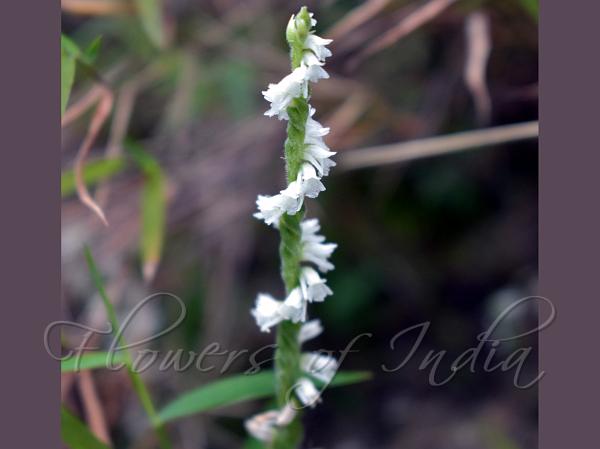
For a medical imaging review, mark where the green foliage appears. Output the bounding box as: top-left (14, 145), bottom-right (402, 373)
top-left (134, 0), bottom-right (167, 49)
top-left (221, 61), bottom-right (257, 119)
top-left (126, 143), bottom-right (166, 280)
top-left (84, 247), bottom-right (172, 449)
top-left (519, 0), bottom-right (538, 21)
top-left (61, 406), bottom-right (111, 449)
top-left (61, 40), bottom-right (76, 116)
top-left (158, 370), bottom-right (371, 423)
top-left (61, 351), bottom-right (129, 372)
top-left (60, 34), bottom-right (103, 116)
top-left (83, 36), bottom-right (103, 63)
top-left (61, 158), bottom-right (126, 197)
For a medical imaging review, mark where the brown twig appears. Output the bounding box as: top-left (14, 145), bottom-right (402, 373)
top-left (464, 11), bottom-right (492, 125)
top-left (78, 370), bottom-right (112, 446)
top-left (61, 0), bottom-right (133, 16)
top-left (326, 0), bottom-right (391, 41)
top-left (62, 85), bottom-right (104, 128)
top-left (348, 0), bottom-right (458, 69)
top-left (95, 64), bottom-right (164, 208)
top-left (74, 84), bottom-right (114, 225)
top-left (339, 121), bottom-right (539, 170)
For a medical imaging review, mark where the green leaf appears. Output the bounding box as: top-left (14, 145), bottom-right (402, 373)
top-left (61, 34), bottom-right (81, 59)
top-left (84, 247), bottom-right (172, 449)
top-left (61, 351), bottom-right (129, 372)
top-left (244, 437), bottom-right (267, 449)
top-left (61, 406), bottom-right (111, 449)
top-left (519, 0), bottom-right (538, 21)
top-left (134, 0), bottom-right (166, 49)
top-left (61, 39), bottom-right (76, 116)
top-left (126, 143), bottom-right (166, 281)
top-left (83, 36), bottom-right (103, 63)
top-left (61, 157), bottom-right (127, 197)
top-left (60, 34), bottom-right (104, 115)
top-left (158, 370), bottom-right (371, 423)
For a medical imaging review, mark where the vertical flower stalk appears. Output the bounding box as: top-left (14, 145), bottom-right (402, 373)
top-left (248, 7), bottom-right (339, 449)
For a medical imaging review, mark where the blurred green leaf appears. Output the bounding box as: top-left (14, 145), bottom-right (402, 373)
top-left (519, 0), bottom-right (538, 20)
top-left (134, 0), bottom-right (166, 49)
top-left (84, 247), bottom-right (172, 449)
top-left (83, 36), bottom-right (103, 63)
top-left (61, 406), bottom-right (111, 449)
top-left (221, 61), bottom-right (256, 119)
top-left (61, 34), bottom-right (81, 59)
top-left (126, 143), bottom-right (166, 281)
top-left (61, 157), bottom-right (127, 197)
top-left (244, 437), bottom-right (267, 449)
top-left (61, 351), bottom-right (129, 372)
top-left (61, 39), bottom-right (76, 116)
top-left (158, 370), bottom-right (371, 423)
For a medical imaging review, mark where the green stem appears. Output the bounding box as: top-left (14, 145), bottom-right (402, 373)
top-left (270, 8), bottom-right (312, 448)
top-left (84, 247), bottom-right (172, 449)
top-left (271, 80), bottom-right (310, 449)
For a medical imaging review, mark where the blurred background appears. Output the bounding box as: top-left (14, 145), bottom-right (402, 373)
top-left (61, 0), bottom-right (538, 448)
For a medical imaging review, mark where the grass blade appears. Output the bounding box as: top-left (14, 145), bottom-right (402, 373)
top-left (61, 351), bottom-right (129, 372)
top-left (83, 247), bottom-right (172, 449)
top-left (61, 157), bottom-right (126, 197)
top-left (126, 143), bottom-right (166, 282)
top-left (158, 370), bottom-right (371, 423)
top-left (61, 38), bottom-right (76, 116)
top-left (61, 406), bottom-right (111, 449)
top-left (134, 0), bottom-right (166, 49)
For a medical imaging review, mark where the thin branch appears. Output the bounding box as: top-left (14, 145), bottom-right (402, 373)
top-left (62, 85), bottom-right (104, 128)
top-left (339, 121), bottom-right (539, 170)
top-left (61, 0), bottom-right (133, 16)
top-left (348, 0), bottom-right (457, 69)
top-left (326, 0), bottom-right (391, 41)
top-left (78, 370), bottom-right (112, 446)
top-left (464, 11), bottom-right (492, 125)
top-left (74, 85), bottom-right (114, 225)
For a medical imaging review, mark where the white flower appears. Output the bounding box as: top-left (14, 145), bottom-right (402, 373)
top-left (251, 293), bottom-right (285, 332)
top-left (245, 410), bottom-right (280, 442)
top-left (301, 219), bottom-right (337, 272)
top-left (276, 403), bottom-right (297, 426)
top-left (298, 319), bottom-right (324, 344)
top-left (304, 107), bottom-right (336, 177)
top-left (301, 352), bottom-right (338, 384)
top-left (254, 191), bottom-right (300, 226)
top-left (300, 266), bottom-right (332, 303)
top-left (301, 52), bottom-right (329, 81)
top-left (254, 178), bottom-right (308, 226)
top-left (306, 107), bottom-right (330, 140)
top-left (304, 144), bottom-right (336, 177)
top-left (262, 66), bottom-right (308, 120)
top-left (304, 34), bottom-right (332, 62)
top-left (280, 287), bottom-right (307, 323)
top-left (295, 377), bottom-right (321, 407)
top-left (297, 163), bottom-right (325, 198)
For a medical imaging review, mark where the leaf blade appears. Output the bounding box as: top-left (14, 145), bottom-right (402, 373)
top-left (134, 0), bottom-right (166, 49)
top-left (61, 351), bottom-right (129, 372)
top-left (61, 406), bottom-right (111, 449)
top-left (158, 370), bottom-right (371, 423)
top-left (61, 157), bottom-right (126, 197)
top-left (126, 143), bottom-right (166, 282)
top-left (61, 41), bottom-right (76, 116)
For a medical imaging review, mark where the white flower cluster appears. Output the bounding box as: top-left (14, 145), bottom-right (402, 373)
top-left (248, 10), bottom-right (339, 443)
top-left (251, 220), bottom-right (336, 331)
top-left (254, 16), bottom-right (335, 227)
top-left (245, 320), bottom-right (339, 443)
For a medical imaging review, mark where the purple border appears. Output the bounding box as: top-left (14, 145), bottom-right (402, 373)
top-left (539, 2), bottom-right (599, 448)
top-left (0, 1), bottom-right (60, 448)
